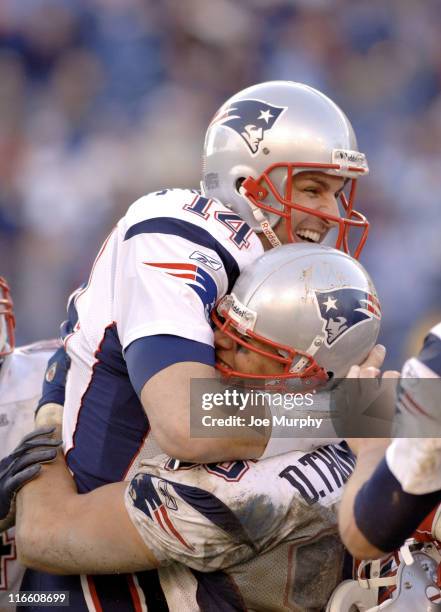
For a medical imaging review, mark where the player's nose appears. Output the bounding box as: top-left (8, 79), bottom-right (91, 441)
top-left (318, 194), bottom-right (340, 227)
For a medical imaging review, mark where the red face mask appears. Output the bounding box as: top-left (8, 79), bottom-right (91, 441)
top-left (211, 302), bottom-right (328, 388)
top-left (242, 161), bottom-right (369, 259)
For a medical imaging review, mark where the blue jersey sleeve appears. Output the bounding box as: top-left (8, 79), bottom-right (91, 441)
top-left (36, 345), bottom-right (71, 412)
top-left (125, 335), bottom-right (215, 395)
top-left (354, 457), bottom-right (441, 552)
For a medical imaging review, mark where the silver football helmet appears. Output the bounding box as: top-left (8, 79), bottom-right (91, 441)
top-left (213, 243), bottom-right (381, 384)
top-left (0, 277), bottom-right (15, 358)
top-left (202, 81), bottom-right (369, 257)
top-left (326, 543), bottom-right (441, 611)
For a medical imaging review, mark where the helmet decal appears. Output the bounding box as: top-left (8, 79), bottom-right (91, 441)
top-left (211, 99), bottom-right (286, 155)
top-left (314, 288), bottom-right (381, 347)
top-left (143, 262), bottom-right (218, 323)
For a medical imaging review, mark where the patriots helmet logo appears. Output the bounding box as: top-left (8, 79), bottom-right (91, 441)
top-left (314, 288), bottom-right (381, 346)
top-left (210, 99), bottom-right (286, 155)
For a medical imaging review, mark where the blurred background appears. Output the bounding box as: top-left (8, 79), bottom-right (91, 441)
top-left (1, 0), bottom-right (440, 368)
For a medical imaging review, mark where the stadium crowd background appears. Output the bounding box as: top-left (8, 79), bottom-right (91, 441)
top-left (1, 0), bottom-right (440, 369)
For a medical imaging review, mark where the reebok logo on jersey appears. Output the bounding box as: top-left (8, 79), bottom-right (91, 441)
top-left (314, 287), bottom-right (381, 347)
top-left (190, 251), bottom-right (222, 271)
top-left (144, 261), bottom-right (218, 322)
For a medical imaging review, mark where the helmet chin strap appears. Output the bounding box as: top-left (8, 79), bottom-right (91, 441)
top-left (201, 180), bottom-right (282, 248)
top-left (282, 333), bottom-right (325, 374)
top-left (239, 186), bottom-right (282, 248)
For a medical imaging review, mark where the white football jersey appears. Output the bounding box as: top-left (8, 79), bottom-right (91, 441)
top-left (126, 442), bottom-right (356, 611)
top-left (0, 340), bottom-right (59, 612)
top-left (387, 322), bottom-right (441, 494)
top-left (61, 188), bottom-right (263, 492)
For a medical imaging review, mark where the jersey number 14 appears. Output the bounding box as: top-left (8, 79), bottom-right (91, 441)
top-left (185, 196), bottom-right (252, 249)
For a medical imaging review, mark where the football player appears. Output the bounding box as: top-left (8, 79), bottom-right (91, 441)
top-left (13, 244), bottom-right (384, 611)
top-left (339, 323), bottom-right (441, 561)
top-left (0, 277), bottom-right (62, 611)
top-left (323, 327), bottom-right (441, 611)
top-left (22, 81), bottom-right (375, 606)
top-left (55, 80), bottom-right (371, 472)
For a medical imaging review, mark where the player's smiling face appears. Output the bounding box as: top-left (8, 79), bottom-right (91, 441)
top-left (214, 329), bottom-right (285, 377)
top-left (272, 171), bottom-right (345, 246)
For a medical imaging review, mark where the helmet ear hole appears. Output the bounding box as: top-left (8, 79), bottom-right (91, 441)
top-left (235, 177), bottom-right (246, 193)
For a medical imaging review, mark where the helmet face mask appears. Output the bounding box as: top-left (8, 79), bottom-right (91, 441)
top-left (211, 244), bottom-right (381, 388)
top-left (212, 304), bottom-right (328, 387)
top-left (203, 81), bottom-right (369, 258)
top-left (0, 277), bottom-right (15, 358)
top-left (242, 162), bottom-right (369, 259)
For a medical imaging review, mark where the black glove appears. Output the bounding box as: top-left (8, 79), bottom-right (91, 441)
top-left (0, 426), bottom-right (62, 531)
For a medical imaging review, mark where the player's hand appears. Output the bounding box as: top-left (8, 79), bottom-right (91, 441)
top-left (340, 346), bottom-right (399, 437)
top-left (346, 344), bottom-right (400, 380)
top-left (346, 344), bottom-right (386, 379)
top-left (0, 427), bottom-right (62, 532)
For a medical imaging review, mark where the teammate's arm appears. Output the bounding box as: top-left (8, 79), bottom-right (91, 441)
top-left (340, 439), bottom-right (441, 559)
top-left (338, 438), bottom-right (390, 558)
top-left (16, 451), bottom-right (254, 575)
top-left (138, 342), bottom-right (387, 463)
top-left (15, 453), bottom-right (159, 574)
top-left (34, 343), bottom-right (70, 433)
top-left (0, 428), bottom-right (61, 532)
top-left (140, 361), bottom-right (268, 462)
top-left (340, 326), bottom-right (441, 559)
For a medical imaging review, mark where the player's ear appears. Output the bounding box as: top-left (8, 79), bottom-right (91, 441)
top-left (214, 329), bottom-right (234, 350)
